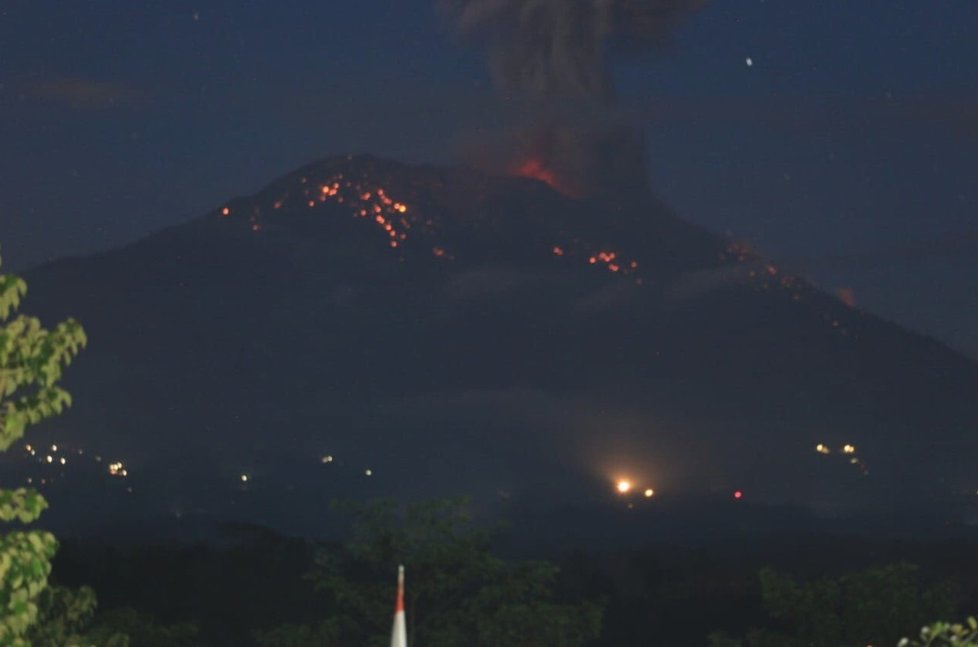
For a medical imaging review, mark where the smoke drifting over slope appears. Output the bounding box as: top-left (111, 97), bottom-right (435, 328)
top-left (442, 0), bottom-right (707, 195)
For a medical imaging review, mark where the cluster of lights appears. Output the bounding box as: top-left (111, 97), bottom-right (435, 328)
top-left (231, 455), bottom-right (371, 487)
top-left (617, 479), bottom-right (748, 504)
top-left (615, 479), bottom-right (655, 499)
top-left (17, 440), bottom-right (379, 500)
top-left (815, 442), bottom-right (868, 475)
top-left (18, 442), bottom-right (106, 486)
top-left (814, 442), bottom-right (857, 455)
top-left (319, 453), bottom-right (371, 477)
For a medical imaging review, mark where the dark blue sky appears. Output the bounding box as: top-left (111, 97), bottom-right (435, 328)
top-left (1, 0), bottom-right (976, 356)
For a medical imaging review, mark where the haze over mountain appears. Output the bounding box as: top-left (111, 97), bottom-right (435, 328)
top-left (15, 155), bottom-right (978, 540)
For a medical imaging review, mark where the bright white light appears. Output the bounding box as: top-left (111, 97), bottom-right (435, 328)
top-left (321, 455), bottom-right (334, 464)
top-left (364, 469), bottom-right (373, 477)
top-left (616, 480), bottom-right (632, 494)
top-left (842, 444), bottom-right (856, 454)
top-left (240, 474), bottom-right (249, 483)
top-left (644, 488), bottom-right (655, 498)
top-left (745, 57), bottom-right (753, 67)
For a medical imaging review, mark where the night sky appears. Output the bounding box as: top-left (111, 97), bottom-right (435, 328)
top-left (1, 1), bottom-right (976, 357)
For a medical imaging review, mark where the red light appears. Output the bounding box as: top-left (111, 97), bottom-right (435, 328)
top-left (513, 158), bottom-right (560, 191)
top-left (733, 490), bottom-right (743, 500)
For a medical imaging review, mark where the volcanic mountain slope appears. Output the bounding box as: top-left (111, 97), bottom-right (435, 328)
top-left (18, 155), bottom-right (978, 534)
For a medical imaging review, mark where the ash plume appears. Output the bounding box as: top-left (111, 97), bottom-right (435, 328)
top-left (442, 0), bottom-right (706, 102)
top-left (442, 0), bottom-right (707, 196)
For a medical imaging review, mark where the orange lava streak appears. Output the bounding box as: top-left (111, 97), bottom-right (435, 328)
top-left (511, 158), bottom-right (577, 197)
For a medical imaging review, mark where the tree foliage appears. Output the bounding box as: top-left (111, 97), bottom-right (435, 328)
top-left (270, 497), bottom-right (603, 647)
top-left (84, 609), bottom-right (204, 647)
top-left (254, 622), bottom-right (339, 647)
top-left (899, 618), bottom-right (978, 647)
top-left (24, 586), bottom-right (122, 647)
top-left (22, 585), bottom-right (205, 647)
top-left (0, 249), bottom-right (86, 645)
top-left (711, 563), bottom-right (956, 647)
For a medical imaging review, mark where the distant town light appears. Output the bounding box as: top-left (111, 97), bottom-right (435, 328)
top-left (733, 490), bottom-right (744, 500)
top-left (240, 474), bottom-right (249, 483)
top-left (616, 480), bottom-right (632, 494)
top-left (365, 469), bottom-right (373, 477)
top-left (842, 444), bottom-right (856, 454)
top-left (815, 443), bottom-right (830, 455)
top-left (644, 488), bottom-right (655, 498)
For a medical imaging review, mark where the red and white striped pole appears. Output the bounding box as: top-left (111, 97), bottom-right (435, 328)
top-left (390, 565), bottom-right (407, 647)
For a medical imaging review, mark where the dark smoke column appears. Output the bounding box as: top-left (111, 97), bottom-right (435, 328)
top-left (441, 0), bottom-right (707, 196)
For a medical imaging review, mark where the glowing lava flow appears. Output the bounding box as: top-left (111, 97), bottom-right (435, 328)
top-left (225, 170), bottom-right (454, 259)
top-left (512, 158), bottom-right (564, 192)
top-left (717, 239), bottom-right (854, 339)
top-left (586, 249), bottom-right (639, 276)
top-left (551, 244), bottom-right (642, 281)
top-left (219, 163), bottom-right (852, 340)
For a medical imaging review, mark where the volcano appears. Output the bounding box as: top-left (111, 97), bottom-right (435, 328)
top-left (15, 155), bottom-right (978, 538)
